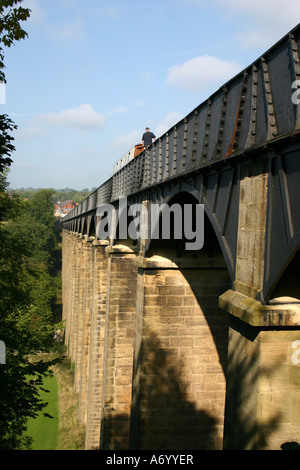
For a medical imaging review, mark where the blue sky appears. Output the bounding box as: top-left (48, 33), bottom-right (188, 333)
top-left (3, 0), bottom-right (300, 190)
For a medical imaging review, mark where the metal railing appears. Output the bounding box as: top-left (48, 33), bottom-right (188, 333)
top-left (63, 24), bottom-right (300, 224)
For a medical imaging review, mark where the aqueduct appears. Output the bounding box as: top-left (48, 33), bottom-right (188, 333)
top-left (62, 24), bottom-right (300, 450)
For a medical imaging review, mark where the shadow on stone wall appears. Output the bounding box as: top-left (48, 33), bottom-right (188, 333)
top-left (101, 413), bottom-right (132, 450)
top-left (102, 331), bottom-right (219, 450)
top-left (135, 331), bottom-right (219, 450)
top-left (99, 314), bottom-right (291, 451)
top-left (182, 268), bottom-right (231, 377)
top-left (223, 317), bottom-right (281, 450)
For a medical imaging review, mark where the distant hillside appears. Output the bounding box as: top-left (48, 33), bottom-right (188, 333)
top-left (7, 187), bottom-right (97, 204)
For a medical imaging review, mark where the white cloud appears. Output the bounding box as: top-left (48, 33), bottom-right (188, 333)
top-left (106, 106), bottom-right (128, 116)
top-left (110, 130), bottom-right (141, 153)
top-left (179, 0), bottom-right (300, 49)
top-left (50, 18), bottom-right (87, 42)
top-left (142, 71), bottom-right (154, 81)
top-left (88, 6), bottom-right (121, 20)
top-left (22, 0), bottom-right (46, 24)
top-left (74, 146), bottom-right (101, 163)
top-left (109, 111), bottom-right (186, 156)
top-left (155, 111), bottom-right (184, 137)
top-left (234, 28), bottom-right (271, 50)
top-left (17, 125), bottom-right (49, 139)
top-left (19, 103), bottom-right (151, 145)
top-left (167, 55), bottom-right (242, 93)
top-left (220, 0), bottom-right (300, 48)
top-left (36, 104), bottom-right (106, 131)
top-left (217, 0), bottom-right (300, 24)
top-left (182, 0), bottom-right (300, 27)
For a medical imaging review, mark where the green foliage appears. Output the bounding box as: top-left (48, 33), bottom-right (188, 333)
top-left (0, 0), bottom-right (31, 83)
top-left (0, 176), bottom-right (63, 449)
top-left (0, 2), bottom-right (62, 449)
top-left (0, 114), bottom-right (18, 172)
top-left (28, 189), bottom-right (57, 229)
top-left (0, 1), bottom-right (31, 173)
top-left (0, 170), bottom-right (23, 219)
top-left (0, 356), bottom-right (50, 450)
top-left (53, 187), bottom-right (94, 204)
top-left (8, 186), bottom-right (94, 204)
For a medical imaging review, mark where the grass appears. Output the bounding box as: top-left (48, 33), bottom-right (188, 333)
top-left (52, 353), bottom-right (86, 450)
top-left (24, 352), bottom-right (86, 450)
top-left (25, 373), bottom-right (59, 450)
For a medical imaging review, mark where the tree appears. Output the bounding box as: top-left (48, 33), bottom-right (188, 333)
top-left (0, 0), bottom-right (31, 83)
top-left (0, 179), bottom-right (62, 449)
top-left (0, 2), bottom-right (64, 449)
top-left (0, 114), bottom-right (17, 172)
top-left (5, 188), bottom-right (60, 339)
top-left (0, 0), bottom-right (31, 172)
top-left (28, 189), bottom-right (57, 230)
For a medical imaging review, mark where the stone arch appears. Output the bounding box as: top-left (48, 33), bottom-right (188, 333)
top-left (202, 203), bottom-right (235, 283)
top-left (132, 190), bottom-right (232, 449)
top-left (147, 191), bottom-right (201, 258)
top-left (81, 217), bottom-right (88, 235)
top-left (146, 190), bottom-right (232, 372)
top-left (113, 198), bottom-right (138, 251)
top-left (88, 213), bottom-right (96, 238)
top-left (146, 190), bottom-right (231, 273)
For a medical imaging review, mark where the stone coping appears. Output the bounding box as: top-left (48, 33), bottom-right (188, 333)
top-left (219, 289), bottom-right (300, 327)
